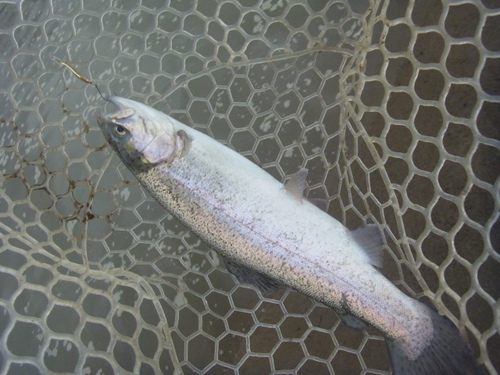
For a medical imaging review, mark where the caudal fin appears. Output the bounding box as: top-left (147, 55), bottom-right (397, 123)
top-left (387, 307), bottom-right (482, 375)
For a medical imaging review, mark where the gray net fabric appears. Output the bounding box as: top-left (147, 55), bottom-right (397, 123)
top-left (0, 0), bottom-right (498, 374)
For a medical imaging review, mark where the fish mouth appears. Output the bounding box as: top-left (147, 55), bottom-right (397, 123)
top-left (106, 96), bottom-right (130, 110)
top-left (106, 96), bottom-right (152, 115)
top-left (97, 96), bottom-right (137, 127)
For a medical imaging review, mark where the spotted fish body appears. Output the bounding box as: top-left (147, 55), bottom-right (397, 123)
top-left (98, 97), bottom-right (479, 375)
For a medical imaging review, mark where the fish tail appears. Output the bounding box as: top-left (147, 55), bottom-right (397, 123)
top-left (387, 306), bottom-right (482, 375)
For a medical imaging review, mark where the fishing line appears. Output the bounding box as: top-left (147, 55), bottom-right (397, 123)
top-left (52, 56), bottom-right (113, 268)
top-left (52, 56), bottom-right (108, 101)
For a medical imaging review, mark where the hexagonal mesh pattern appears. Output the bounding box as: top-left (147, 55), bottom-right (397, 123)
top-left (0, 0), bottom-right (498, 374)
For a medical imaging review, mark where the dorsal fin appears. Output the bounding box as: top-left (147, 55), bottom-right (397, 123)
top-left (350, 224), bottom-right (384, 267)
top-left (284, 168), bottom-right (308, 200)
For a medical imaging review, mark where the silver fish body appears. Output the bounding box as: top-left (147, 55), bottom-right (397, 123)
top-left (98, 97), bottom-right (480, 375)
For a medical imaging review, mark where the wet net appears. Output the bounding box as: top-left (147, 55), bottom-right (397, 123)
top-left (0, 0), bottom-right (498, 374)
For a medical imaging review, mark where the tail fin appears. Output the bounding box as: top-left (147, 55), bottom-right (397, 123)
top-left (387, 307), bottom-right (482, 375)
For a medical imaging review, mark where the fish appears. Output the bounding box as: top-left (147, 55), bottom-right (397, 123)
top-left (97, 96), bottom-right (481, 375)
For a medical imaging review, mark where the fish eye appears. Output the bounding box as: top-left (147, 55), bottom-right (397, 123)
top-left (114, 125), bottom-right (127, 136)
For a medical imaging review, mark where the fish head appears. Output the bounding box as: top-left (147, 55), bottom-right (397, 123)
top-left (97, 96), bottom-right (184, 171)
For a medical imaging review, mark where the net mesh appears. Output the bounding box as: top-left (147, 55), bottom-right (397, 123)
top-left (0, 0), bottom-right (498, 374)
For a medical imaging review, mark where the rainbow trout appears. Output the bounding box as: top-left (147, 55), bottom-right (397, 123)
top-left (97, 97), bottom-right (479, 375)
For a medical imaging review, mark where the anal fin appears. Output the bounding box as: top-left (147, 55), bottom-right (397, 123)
top-left (223, 258), bottom-right (283, 296)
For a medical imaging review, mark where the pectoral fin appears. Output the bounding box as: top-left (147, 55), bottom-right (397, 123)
top-left (223, 258), bottom-right (283, 296)
top-left (176, 130), bottom-right (191, 158)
